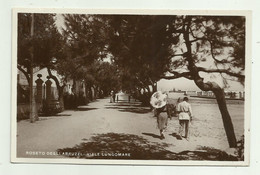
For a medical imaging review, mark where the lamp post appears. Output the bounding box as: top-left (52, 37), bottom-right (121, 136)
top-left (51, 57), bottom-right (57, 64)
top-left (29, 13), bottom-right (38, 123)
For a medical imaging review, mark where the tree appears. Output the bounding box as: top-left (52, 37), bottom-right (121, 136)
top-left (100, 15), bottom-right (245, 148)
top-left (52, 14), bottom-right (245, 147)
top-left (161, 16), bottom-right (245, 148)
top-left (18, 13), bottom-right (63, 85)
top-left (18, 13), bottom-right (66, 116)
top-left (74, 60), bottom-right (120, 101)
top-left (94, 61), bottom-right (120, 96)
top-left (61, 14), bottom-right (108, 65)
top-left (56, 14), bottom-right (111, 101)
top-left (102, 15), bottom-right (179, 104)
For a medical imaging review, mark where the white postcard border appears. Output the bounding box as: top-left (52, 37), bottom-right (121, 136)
top-left (11, 8), bottom-right (252, 166)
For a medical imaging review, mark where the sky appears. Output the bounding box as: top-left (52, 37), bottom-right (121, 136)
top-left (157, 77), bottom-right (244, 92)
top-left (55, 14), bottom-right (65, 32)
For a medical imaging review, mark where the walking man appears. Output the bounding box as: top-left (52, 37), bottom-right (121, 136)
top-left (176, 97), bottom-right (193, 139)
top-left (113, 91), bottom-right (116, 103)
top-left (110, 90), bottom-right (114, 103)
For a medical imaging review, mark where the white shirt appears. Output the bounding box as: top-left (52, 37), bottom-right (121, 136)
top-left (177, 101), bottom-right (193, 120)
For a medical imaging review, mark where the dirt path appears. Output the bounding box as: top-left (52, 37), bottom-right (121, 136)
top-left (17, 97), bottom-right (240, 160)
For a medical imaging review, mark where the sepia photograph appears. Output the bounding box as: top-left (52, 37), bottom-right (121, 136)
top-left (11, 9), bottom-right (251, 165)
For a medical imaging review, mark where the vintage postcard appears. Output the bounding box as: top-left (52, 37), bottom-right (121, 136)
top-left (11, 8), bottom-right (251, 165)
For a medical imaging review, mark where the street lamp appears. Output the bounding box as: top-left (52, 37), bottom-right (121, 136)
top-left (51, 57), bottom-right (57, 64)
top-left (29, 13), bottom-right (38, 123)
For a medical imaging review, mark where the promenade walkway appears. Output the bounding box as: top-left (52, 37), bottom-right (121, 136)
top-left (16, 97), bottom-right (238, 160)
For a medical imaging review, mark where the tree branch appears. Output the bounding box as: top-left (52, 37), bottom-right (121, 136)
top-left (197, 67), bottom-right (245, 79)
top-left (190, 30), bottom-right (232, 65)
top-left (47, 67), bottom-right (62, 89)
top-left (188, 25), bottom-right (233, 64)
top-left (17, 65), bottom-right (30, 85)
top-left (171, 53), bottom-right (186, 57)
top-left (161, 70), bottom-right (193, 80)
top-left (72, 53), bottom-right (91, 63)
top-left (172, 28), bottom-right (184, 34)
top-left (207, 40), bottom-right (230, 64)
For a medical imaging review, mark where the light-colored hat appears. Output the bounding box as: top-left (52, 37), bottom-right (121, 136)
top-left (150, 91), bottom-right (167, 108)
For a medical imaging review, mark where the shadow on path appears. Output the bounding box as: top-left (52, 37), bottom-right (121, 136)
top-left (57, 133), bottom-right (174, 160)
top-left (39, 114), bottom-right (72, 117)
top-left (169, 132), bottom-right (183, 140)
top-left (57, 133), bottom-right (238, 161)
top-left (74, 107), bottom-right (98, 111)
top-left (142, 132), bottom-right (161, 139)
top-left (105, 102), bottom-right (142, 107)
top-left (105, 102), bottom-right (151, 114)
top-left (177, 145), bottom-right (239, 161)
top-left (106, 107), bottom-right (151, 114)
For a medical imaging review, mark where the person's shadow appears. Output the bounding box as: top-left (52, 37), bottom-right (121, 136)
top-left (169, 132), bottom-right (182, 140)
top-left (142, 132), bottom-right (161, 139)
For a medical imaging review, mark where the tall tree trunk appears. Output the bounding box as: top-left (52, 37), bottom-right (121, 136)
top-left (93, 85), bottom-right (97, 99)
top-left (72, 78), bottom-right (77, 95)
top-left (84, 82), bottom-right (89, 103)
top-left (58, 86), bottom-right (64, 111)
top-left (139, 86), bottom-right (150, 106)
top-left (153, 82), bottom-right (157, 93)
top-left (212, 87), bottom-right (237, 147)
top-left (88, 85), bottom-right (93, 101)
top-left (17, 65), bottom-right (30, 85)
top-left (195, 80), bottom-right (237, 148)
top-left (46, 67), bottom-right (65, 111)
top-left (146, 86), bottom-right (151, 96)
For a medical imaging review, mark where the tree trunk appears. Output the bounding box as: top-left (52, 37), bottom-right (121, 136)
top-left (84, 82), bottom-right (89, 104)
top-left (146, 86), bottom-right (151, 96)
top-left (195, 79), bottom-right (237, 148)
top-left (46, 67), bottom-right (65, 111)
top-left (153, 82), bottom-right (157, 93)
top-left (138, 87), bottom-right (150, 107)
top-left (58, 87), bottom-right (64, 111)
top-left (213, 87), bottom-right (237, 147)
top-left (88, 85), bottom-right (93, 101)
top-left (18, 65), bottom-right (30, 85)
top-left (93, 86), bottom-right (97, 99)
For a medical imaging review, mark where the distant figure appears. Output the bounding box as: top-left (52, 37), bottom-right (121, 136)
top-left (176, 97), bottom-right (193, 139)
top-left (110, 90), bottom-right (114, 103)
top-left (113, 91), bottom-right (116, 103)
top-left (116, 94), bottom-right (119, 102)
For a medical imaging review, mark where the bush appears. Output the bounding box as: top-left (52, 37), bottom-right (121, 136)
top-left (42, 99), bottom-right (62, 115)
top-left (236, 135), bottom-right (244, 160)
top-left (17, 103), bottom-right (30, 120)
